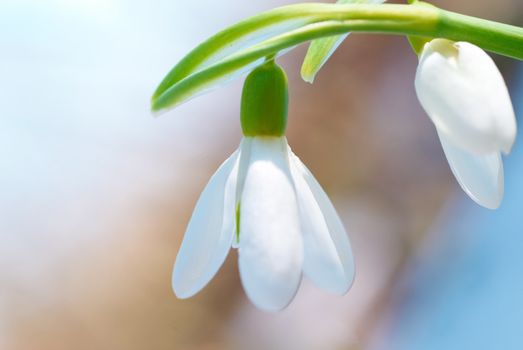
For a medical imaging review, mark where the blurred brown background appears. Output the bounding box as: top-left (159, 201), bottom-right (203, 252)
top-left (1, 1), bottom-right (521, 349)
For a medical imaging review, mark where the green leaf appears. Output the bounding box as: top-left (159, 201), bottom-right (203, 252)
top-left (151, 3), bottom-right (523, 114)
top-left (151, 4), bottom-right (335, 113)
top-left (301, 32), bottom-right (348, 83)
top-left (151, 21), bottom-right (342, 113)
top-left (301, 0), bottom-right (386, 83)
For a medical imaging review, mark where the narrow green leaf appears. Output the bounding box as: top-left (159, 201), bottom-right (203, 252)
top-left (301, 32), bottom-right (348, 83)
top-left (301, 0), bottom-right (386, 83)
top-left (151, 4), bottom-right (338, 112)
top-left (151, 22), bottom-right (338, 113)
top-left (151, 3), bottom-right (523, 114)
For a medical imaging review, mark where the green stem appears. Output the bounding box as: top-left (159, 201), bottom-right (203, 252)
top-left (152, 3), bottom-right (523, 112)
top-left (439, 11), bottom-right (523, 59)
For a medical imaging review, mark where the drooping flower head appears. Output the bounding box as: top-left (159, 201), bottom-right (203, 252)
top-left (415, 39), bottom-right (517, 209)
top-left (172, 60), bottom-right (355, 311)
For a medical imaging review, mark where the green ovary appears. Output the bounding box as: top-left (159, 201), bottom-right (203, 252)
top-left (240, 59), bottom-right (288, 136)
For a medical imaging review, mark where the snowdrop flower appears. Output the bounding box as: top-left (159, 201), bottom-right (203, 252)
top-left (415, 39), bottom-right (517, 209)
top-left (172, 60), bottom-right (355, 311)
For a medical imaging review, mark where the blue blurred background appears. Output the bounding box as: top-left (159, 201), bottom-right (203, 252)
top-left (0, 1), bottom-right (521, 349)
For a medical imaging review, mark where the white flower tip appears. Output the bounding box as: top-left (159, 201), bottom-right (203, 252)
top-left (460, 159), bottom-right (504, 209)
top-left (500, 139), bottom-right (514, 156)
top-left (319, 273), bottom-right (354, 296)
top-left (477, 170), bottom-right (504, 210)
top-left (438, 132), bottom-right (505, 210)
top-left (303, 252), bottom-right (355, 296)
top-left (339, 265), bottom-right (356, 295)
top-left (323, 268), bottom-right (355, 297)
top-left (172, 270), bottom-right (199, 299)
top-left (483, 199), bottom-right (501, 210)
top-left (239, 251), bottom-right (303, 312)
top-left (499, 124), bottom-right (517, 155)
top-left (471, 188), bottom-right (503, 210)
top-left (327, 258), bottom-right (356, 295)
top-left (241, 276), bottom-right (301, 312)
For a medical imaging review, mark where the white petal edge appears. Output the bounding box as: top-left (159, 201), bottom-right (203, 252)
top-left (238, 137), bottom-right (303, 312)
top-left (172, 150), bottom-right (239, 298)
top-left (290, 151), bottom-right (355, 294)
top-left (232, 137), bottom-right (253, 249)
top-left (439, 130), bottom-right (504, 209)
top-left (415, 39), bottom-right (516, 154)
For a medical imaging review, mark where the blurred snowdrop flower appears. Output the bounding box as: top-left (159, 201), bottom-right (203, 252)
top-left (172, 61), bottom-right (354, 312)
top-left (415, 39), bottom-right (517, 209)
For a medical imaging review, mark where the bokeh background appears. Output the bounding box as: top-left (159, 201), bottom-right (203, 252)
top-left (1, 1), bottom-right (522, 349)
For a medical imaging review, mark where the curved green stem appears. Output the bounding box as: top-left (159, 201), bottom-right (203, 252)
top-left (439, 11), bottom-right (523, 59)
top-left (152, 3), bottom-right (523, 112)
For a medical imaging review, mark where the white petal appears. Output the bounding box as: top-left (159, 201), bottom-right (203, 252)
top-left (415, 39), bottom-right (516, 154)
top-left (289, 151), bottom-right (355, 294)
top-left (238, 137), bottom-right (303, 311)
top-left (439, 130), bottom-right (504, 209)
top-left (172, 150), bottom-right (239, 298)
